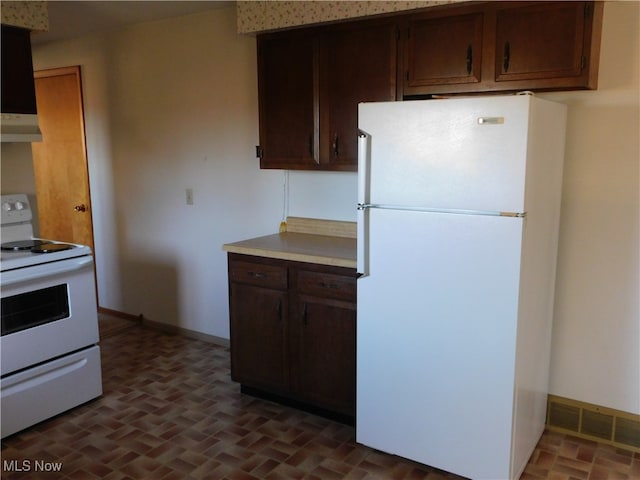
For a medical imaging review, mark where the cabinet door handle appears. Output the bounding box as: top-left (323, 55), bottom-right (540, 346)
top-left (332, 133), bottom-right (339, 158)
top-left (503, 42), bottom-right (511, 72)
top-left (302, 302), bottom-right (308, 325)
top-left (276, 299), bottom-right (282, 320)
top-left (466, 45), bottom-right (473, 75)
top-left (308, 134), bottom-right (314, 158)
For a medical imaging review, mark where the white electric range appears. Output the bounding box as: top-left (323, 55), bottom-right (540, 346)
top-left (0, 194), bottom-right (103, 438)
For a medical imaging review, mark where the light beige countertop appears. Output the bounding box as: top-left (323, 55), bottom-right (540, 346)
top-left (222, 217), bottom-right (357, 269)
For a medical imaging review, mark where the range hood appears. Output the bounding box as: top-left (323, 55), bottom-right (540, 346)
top-left (1, 113), bottom-right (42, 142)
top-left (1, 25), bottom-right (42, 143)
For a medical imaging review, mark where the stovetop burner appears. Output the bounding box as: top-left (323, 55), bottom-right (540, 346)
top-left (1, 240), bottom-right (75, 254)
top-left (1, 195), bottom-right (93, 272)
top-left (1, 239), bottom-right (46, 251)
top-left (30, 243), bottom-right (73, 253)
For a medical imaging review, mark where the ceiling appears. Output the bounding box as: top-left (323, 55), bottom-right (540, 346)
top-left (31, 1), bottom-right (234, 45)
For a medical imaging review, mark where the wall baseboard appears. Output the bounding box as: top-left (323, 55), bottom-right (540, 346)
top-left (96, 309), bottom-right (639, 452)
top-left (547, 394), bottom-right (640, 452)
top-left (98, 307), bottom-right (142, 323)
top-left (97, 307), bottom-right (230, 348)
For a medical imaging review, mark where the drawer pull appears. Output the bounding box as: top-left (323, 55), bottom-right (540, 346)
top-left (248, 271), bottom-right (267, 279)
top-left (320, 282), bottom-right (341, 290)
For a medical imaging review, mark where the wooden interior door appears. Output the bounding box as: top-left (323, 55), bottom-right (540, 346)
top-left (31, 66), bottom-right (94, 252)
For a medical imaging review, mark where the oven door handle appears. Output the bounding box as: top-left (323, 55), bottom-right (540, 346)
top-left (1, 256), bottom-right (93, 287)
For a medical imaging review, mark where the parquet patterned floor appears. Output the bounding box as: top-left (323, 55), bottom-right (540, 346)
top-left (1, 316), bottom-right (638, 480)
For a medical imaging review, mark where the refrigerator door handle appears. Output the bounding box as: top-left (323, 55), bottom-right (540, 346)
top-left (357, 205), bottom-right (369, 277)
top-left (357, 132), bottom-right (370, 205)
top-left (357, 132), bottom-right (371, 277)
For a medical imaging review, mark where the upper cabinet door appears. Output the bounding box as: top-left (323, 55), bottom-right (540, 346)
top-left (321, 21), bottom-right (398, 170)
top-left (399, 1), bottom-right (602, 96)
top-left (257, 32), bottom-right (318, 169)
top-left (404, 12), bottom-right (483, 94)
top-left (258, 20), bottom-right (397, 171)
top-left (494, 1), bottom-right (602, 89)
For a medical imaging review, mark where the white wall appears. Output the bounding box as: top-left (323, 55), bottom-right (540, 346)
top-left (542, 2), bottom-right (639, 415)
top-left (0, 143), bottom-right (36, 195)
top-left (14, 2), bottom-right (638, 414)
top-left (28, 6), bottom-right (356, 341)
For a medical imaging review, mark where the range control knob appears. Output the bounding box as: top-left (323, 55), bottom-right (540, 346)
top-left (2, 202), bottom-right (13, 211)
top-left (14, 201), bottom-right (26, 210)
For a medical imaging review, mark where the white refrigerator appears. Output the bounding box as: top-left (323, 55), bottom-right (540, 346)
top-left (356, 94), bottom-right (567, 480)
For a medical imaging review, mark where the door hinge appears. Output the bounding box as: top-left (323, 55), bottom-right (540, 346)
top-left (255, 145), bottom-right (263, 158)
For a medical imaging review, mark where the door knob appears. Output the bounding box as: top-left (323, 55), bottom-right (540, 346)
top-left (74, 204), bottom-right (87, 212)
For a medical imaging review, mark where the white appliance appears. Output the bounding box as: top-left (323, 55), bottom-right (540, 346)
top-left (0, 194), bottom-right (102, 438)
top-left (356, 94), bottom-right (567, 480)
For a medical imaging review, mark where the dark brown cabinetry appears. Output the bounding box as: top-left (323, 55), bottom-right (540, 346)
top-left (319, 22), bottom-right (398, 169)
top-left (404, 11), bottom-right (484, 94)
top-left (493, 2), bottom-right (602, 90)
top-left (228, 254), bottom-right (356, 418)
top-left (290, 269), bottom-right (356, 415)
top-left (229, 259), bottom-right (288, 392)
top-left (1, 25), bottom-right (37, 114)
top-left (257, 20), bottom-right (397, 171)
top-left (401, 1), bottom-right (603, 96)
top-left (257, 31), bottom-right (317, 169)
top-left (257, 1), bottom-right (602, 170)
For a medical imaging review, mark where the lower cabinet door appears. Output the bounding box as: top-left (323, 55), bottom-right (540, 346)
top-left (291, 295), bottom-right (356, 415)
top-left (230, 283), bottom-right (288, 392)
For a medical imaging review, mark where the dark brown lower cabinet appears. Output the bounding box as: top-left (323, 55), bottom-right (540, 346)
top-left (229, 282), bottom-right (288, 392)
top-left (228, 253), bottom-right (356, 419)
top-left (290, 296), bottom-right (356, 416)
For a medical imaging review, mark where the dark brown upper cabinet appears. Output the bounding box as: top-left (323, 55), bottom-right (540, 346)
top-left (403, 11), bottom-right (484, 95)
top-left (401, 1), bottom-right (603, 97)
top-left (319, 21), bottom-right (398, 170)
top-left (257, 19), bottom-right (398, 171)
top-left (494, 1), bottom-right (602, 90)
top-left (257, 31), bottom-right (317, 170)
top-left (257, 2), bottom-right (603, 170)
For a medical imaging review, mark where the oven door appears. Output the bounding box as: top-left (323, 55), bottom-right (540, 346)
top-left (0, 255), bottom-right (99, 376)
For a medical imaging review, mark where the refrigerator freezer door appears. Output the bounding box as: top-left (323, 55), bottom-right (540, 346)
top-left (358, 95), bottom-right (532, 213)
top-left (356, 208), bottom-right (523, 479)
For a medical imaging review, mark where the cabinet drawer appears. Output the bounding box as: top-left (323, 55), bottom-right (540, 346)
top-left (230, 260), bottom-right (287, 289)
top-left (296, 270), bottom-right (356, 302)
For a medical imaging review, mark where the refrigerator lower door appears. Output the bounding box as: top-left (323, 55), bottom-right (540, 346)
top-left (356, 208), bottom-right (524, 480)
